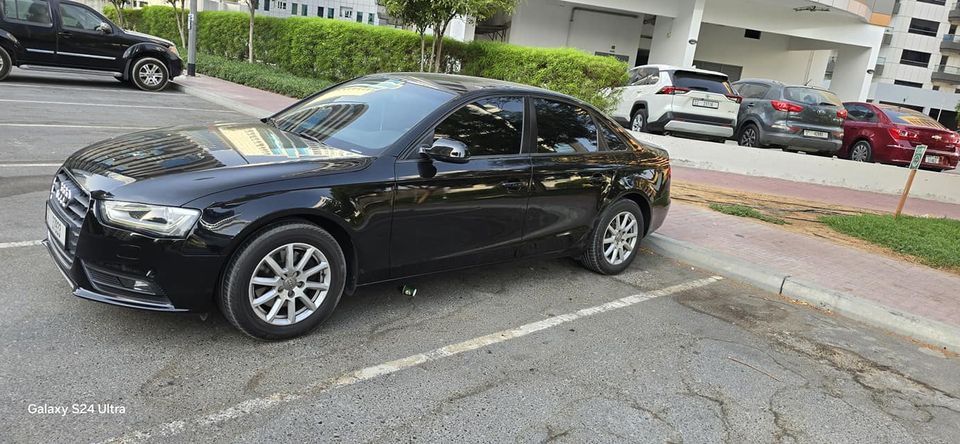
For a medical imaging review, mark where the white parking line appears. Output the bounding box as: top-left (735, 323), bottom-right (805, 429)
top-left (0, 163), bottom-right (60, 167)
top-left (0, 123), bottom-right (151, 130)
top-left (98, 275), bottom-right (723, 444)
top-left (0, 98), bottom-right (239, 113)
top-left (0, 240), bottom-right (43, 249)
top-left (0, 82), bottom-right (181, 96)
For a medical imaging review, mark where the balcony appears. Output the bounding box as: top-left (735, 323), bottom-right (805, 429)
top-left (882, 28), bottom-right (892, 46)
top-left (874, 56), bottom-right (885, 77)
top-left (951, 6), bottom-right (960, 23)
top-left (942, 34), bottom-right (960, 53)
top-left (931, 65), bottom-right (960, 84)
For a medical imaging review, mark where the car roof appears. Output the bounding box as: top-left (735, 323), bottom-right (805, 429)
top-left (634, 64), bottom-right (728, 78)
top-left (381, 72), bottom-right (558, 97)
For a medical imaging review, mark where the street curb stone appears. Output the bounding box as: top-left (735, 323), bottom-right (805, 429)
top-left (171, 80), bottom-right (272, 118)
top-left (646, 233), bottom-right (960, 351)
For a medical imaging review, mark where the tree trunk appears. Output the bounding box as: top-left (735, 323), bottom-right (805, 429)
top-left (115, 4), bottom-right (125, 28)
top-left (418, 32), bottom-right (425, 72)
top-left (433, 19), bottom-right (451, 73)
top-left (247, 8), bottom-right (255, 63)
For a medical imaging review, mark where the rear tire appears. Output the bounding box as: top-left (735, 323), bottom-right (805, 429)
top-left (848, 140), bottom-right (872, 162)
top-left (130, 57), bottom-right (170, 91)
top-left (0, 46), bottom-right (11, 81)
top-left (580, 200), bottom-right (646, 275)
top-left (630, 109), bottom-right (647, 133)
top-left (219, 222), bottom-right (346, 340)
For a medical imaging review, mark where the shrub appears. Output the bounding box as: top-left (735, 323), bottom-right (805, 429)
top-left (196, 54), bottom-right (332, 99)
top-left (107, 7), bottom-right (627, 109)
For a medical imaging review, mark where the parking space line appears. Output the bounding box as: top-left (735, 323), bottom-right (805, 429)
top-left (0, 240), bottom-right (43, 249)
top-left (0, 82), bottom-right (182, 96)
top-left (0, 162), bottom-right (60, 167)
top-left (98, 275), bottom-right (723, 444)
top-left (0, 123), bottom-right (151, 130)
top-left (0, 99), bottom-right (239, 113)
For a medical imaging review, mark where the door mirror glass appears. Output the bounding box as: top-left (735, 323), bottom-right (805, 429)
top-left (421, 138), bottom-right (470, 164)
top-left (97, 22), bottom-right (112, 34)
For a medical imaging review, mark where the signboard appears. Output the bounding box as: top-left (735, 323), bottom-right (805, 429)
top-left (908, 144), bottom-right (928, 170)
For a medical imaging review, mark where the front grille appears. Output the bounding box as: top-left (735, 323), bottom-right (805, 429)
top-left (47, 170), bottom-right (91, 265)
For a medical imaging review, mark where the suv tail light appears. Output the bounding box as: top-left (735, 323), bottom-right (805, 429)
top-left (888, 127), bottom-right (919, 141)
top-left (657, 86), bottom-right (690, 95)
top-left (725, 94), bottom-right (743, 103)
top-left (771, 100), bottom-right (804, 112)
top-left (837, 109), bottom-right (848, 119)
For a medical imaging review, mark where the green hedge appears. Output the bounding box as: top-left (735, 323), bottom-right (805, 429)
top-left (197, 54), bottom-right (332, 98)
top-left (108, 7), bottom-right (626, 109)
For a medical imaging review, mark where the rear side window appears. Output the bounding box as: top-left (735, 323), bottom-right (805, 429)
top-left (433, 96), bottom-right (525, 157)
top-left (784, 87), bottom-right (842, 106)
top-left (671, 71), bottom-right (732, 94)
top-left (1, 0), bottom-right (52, 25)
top-left (598, 120), bottom-right (628, 151)
top-left (881, 107), bottom-right (946, 129)
top-left (844, 103), bottom-right (879, 122)
top-left (734, 83), bottom-right (770, 99)
top-left (534, 99), bottom-right (600, 154)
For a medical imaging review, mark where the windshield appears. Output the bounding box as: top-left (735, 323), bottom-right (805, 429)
top-left (270, 76), bottom-right (455, 155)
top-left (784, 87), bottom-right (842, 106)
top-left (880, 106), bottom-right (947, 129)
top-left (671, 71), bottom-right (732, 94)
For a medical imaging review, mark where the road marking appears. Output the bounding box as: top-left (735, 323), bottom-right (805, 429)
top-left (0, 123), bottom-right (151, 130)
top-left (0, 98), bottom-right (238, 113)
top-left (98, 276), bottom-right (723, 444)
top-left (0, 162), bottom-right (60, 167)
top-left (0, 82), bottom-right (181, 96)
top-left (0, 240), bottom-right (43, 249)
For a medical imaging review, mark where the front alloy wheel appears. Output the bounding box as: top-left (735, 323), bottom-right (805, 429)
top-left (130, 57), bottom-right (169, 91)
top-left (739, 125), bottom-right (759, 147)
top-left (631, 111), bottom-right (647, 132)
top-left (249, 243), bottom-right (331, 326)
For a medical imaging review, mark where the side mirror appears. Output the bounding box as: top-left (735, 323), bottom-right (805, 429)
top-left (420, 138), bottom-right (470, 164)
top-left (97, 22), bottom-right (112, 34)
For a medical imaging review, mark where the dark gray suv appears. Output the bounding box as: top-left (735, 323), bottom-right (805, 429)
top-left (732, 79), bottom-right (846, 155)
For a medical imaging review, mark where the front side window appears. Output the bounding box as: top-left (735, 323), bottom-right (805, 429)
top-left (271, 77), bottom-right (455, 155)
top-left (433, 96), bottom-right (525, 157)
top-left (2, 0), bottom-right (52, 25)
top-left (59, 3), bottom-right (104, 31)
top-left (535, 99), bottom-right (599, 154)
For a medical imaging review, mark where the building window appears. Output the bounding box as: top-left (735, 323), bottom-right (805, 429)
top-left (341, 6), bottom-right (352, 18)
top-left (900, 49), bottom-right (931, 68)
top-left (327, 7), bottom-right (334, 18)
top-left (356, 12), bottom-right (363, 22)
top-left (894, 80), bottom-right (923, 88)
top-left (301, 4), bottom-right (306, 15)
top-left (908, 18), bottom-right (940, 37)
top-left (743, 29), bottom-right (761, 40)
top-left (368, 12), bottom-right (375, 24)
top-left (917, 0), bottom-right (946, 5)
top-left (263, 0), bottom-right (269, 11)
top-left (290, 2), bottom-right (296, 14)
top-left (318, 6), bottom-right (322, 16)
top-left (933, 85), bottom-right (941, 91)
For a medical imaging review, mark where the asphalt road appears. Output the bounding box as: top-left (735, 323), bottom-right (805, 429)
top-left (2, 70), bottom-right (959, 444)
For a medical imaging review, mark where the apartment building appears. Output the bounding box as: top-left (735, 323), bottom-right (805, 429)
top-left (868, 0), bottom-right (960, 128)
top-left (254, 0), bottom-right (379, 25)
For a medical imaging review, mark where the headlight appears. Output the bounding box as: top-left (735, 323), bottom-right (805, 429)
top-left (99, 201), bottom-right (200, 238)
top-left (167, 45), bottom-right (180, 58)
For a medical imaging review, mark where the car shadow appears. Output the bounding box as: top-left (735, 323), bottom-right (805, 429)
top-left (5, 69), bottom-right (158, 92)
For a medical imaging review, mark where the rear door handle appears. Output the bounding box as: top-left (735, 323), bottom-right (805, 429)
top-left (500, 181), bottom-right (525, 191)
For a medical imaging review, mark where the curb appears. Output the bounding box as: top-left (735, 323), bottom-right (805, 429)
top-left (646, 233), bottom-right (960, 351)
top-left (171, 80), bottom-right (271, 118)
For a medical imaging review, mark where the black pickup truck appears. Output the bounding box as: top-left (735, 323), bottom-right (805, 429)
top-left (0, 0), bottom-right (181, 90)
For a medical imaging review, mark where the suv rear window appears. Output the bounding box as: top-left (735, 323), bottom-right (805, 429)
top-left (671, 71), bottom-right (732, 94)
top-left (880, 107), bottom-right (946, 129)
top-left (783, 87), bottom-right (842, 106)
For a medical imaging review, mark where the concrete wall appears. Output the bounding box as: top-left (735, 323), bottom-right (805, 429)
top-left (631, 132), bottom-right (960, 204)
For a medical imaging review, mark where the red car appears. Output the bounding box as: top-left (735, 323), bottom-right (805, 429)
top-left (840, 102), bottom-right (959, 172)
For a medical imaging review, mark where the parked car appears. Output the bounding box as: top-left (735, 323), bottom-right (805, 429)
top-left (0, 0), bottom-right (181, 90)
top-left (732, 79), bottom-right (846, 155)
top-left (610, 64), bottom-right (741, 143)
top-left (840, 102), bottom-right (959, 172)
top-left (43, 73), bottom-right (672, 340)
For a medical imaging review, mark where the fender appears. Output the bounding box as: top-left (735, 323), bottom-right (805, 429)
top-left (120, 42), bottom-right (169, 79)
top-left (0, 29), bottom-right (21, 64)
top-left (630, 100), bottom-right (649, 116)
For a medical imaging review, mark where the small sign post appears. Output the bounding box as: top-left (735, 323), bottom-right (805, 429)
top-left (894, 144), bottom-right (927, 218)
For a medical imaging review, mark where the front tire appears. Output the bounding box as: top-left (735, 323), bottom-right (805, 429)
top-left (738, 123), bottom-right (761, 147)
top-left (580, 200), bottom-right (645, 275)
top-left (0, 46), bottom-right (11, 81)
top-left (219, 222), bottom-right (346, 340)
top-left (130, 57), bottom-right (170, 91)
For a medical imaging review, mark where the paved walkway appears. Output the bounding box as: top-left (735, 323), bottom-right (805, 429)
top-left (175, 73), bottom-right (960, 337)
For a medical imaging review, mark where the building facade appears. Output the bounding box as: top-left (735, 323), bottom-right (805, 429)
top-left (253, 0), bottom-right (379, 25)
top-left (476, 0), bottom-right (893, 103)
top-left (867, 0), bottom-right (960, 128)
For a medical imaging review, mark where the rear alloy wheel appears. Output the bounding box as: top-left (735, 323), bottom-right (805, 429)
top-left (580, 199), bottom-right (645, 275)
top-left (219, 222), bottom-right (346, 340)
top-left (631, 110), bottom-right (647, 133)
top-left (738, 124), bottom-right (759, 147)
top-left (849, 140), bottom-right (872, 162)
top-left (0, 46), bottom-right (11, 81)
top-left (130, 57), bottom-right (169, 91)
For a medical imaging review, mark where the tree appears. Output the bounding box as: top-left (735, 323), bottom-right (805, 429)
top-left (164, 0), bottom-right (188, 48)
top-left (243, 0), bottom-right (260, 62)
top-left (107, 0), bottom-right (129, 28)
top-left (381, 0), bottom-right (433, 71)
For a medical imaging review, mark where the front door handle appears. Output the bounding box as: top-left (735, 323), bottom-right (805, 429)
top-left (500, 181), bottom-right (525, 191)
top-left (58, 31), bottom-right (72, 38)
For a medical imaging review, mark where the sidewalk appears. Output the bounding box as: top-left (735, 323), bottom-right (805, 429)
top-left (175, 74), bottom-right (960, 349)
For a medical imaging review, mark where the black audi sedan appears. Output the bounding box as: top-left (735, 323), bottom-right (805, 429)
top-left (44, 73), bottom-right (671, 339)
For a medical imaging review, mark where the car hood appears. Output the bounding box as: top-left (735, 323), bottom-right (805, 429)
top-left (63, 122), bottom-right (373, 207)
top-left (122, 30), bottom-right (175, 47)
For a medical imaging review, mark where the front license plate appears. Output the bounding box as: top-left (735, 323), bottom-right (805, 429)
top-left (803, 130), bottom-right (829, 139)
top-left (46, 208), bottom-right (67, 248)
top-left (692, 99), bottom-right (719, 109)
top-left (925, 155), bottom-right (941, 164)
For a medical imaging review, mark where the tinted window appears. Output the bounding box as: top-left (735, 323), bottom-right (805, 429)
top-left (783, 87), bottom-right (842, 106)
top-left (734, 83), bottom-right (770, 99)
top-left (599, 120), bottom-right (628, 151)
top-left (272, 77), bottom-right (455, 154)
top-left (59, 3), bottom-right (103, 31)
top-left (433, 96), bottom-right (525, 157)
top-left (671, 71), bottom-right (732, 94)
top-left (880, 107), bottom-right (947, 129)
top-left (535, 99), bottom-right (600, 154)
top-left (908, 18), bottom-right (939, 37)
top-left (629, 67), bottom-right (659, 86)
top-left (843, 104), bottom-right (877, 122)
top-left (1, 0), bottom-right (52, 25)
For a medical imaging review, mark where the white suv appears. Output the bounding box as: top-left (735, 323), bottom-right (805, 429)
top-left (610, 65), bottom-right (741, 142)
